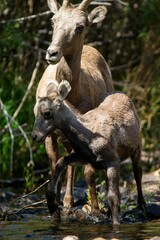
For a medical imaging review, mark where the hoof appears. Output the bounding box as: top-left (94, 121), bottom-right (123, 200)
top-left (63, 195), bottom-right (74, 209)
top-left (113, 219), bottom-right (120, 225)
top-left (53, 207), bottom-right (61, 220)
top-left (46, 190), bottom-right (59, 215)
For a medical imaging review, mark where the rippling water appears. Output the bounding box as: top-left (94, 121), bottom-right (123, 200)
top-left (1, 215), bottom-right (160, 240)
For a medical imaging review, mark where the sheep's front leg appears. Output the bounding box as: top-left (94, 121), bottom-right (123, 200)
top-left (63, 141), bottom-right (75, 211)
top-left (46, 156), bottom-right (67, 217)
top-left (106, 163), bottom-right (120, 225)
top-left (84, 165), bottom-right (100, 216)
top-left (46, 153), bottom-right (78, 218)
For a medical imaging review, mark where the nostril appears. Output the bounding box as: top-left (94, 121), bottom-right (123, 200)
top-left (47, 50), bottom-right (58, 57)
top-left (51, 51), bottom-right (58, 57)
top-left (32, 133), bottom-right (37, 141)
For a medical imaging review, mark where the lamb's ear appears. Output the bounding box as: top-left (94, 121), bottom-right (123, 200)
top-left (58, 80), bottom-right (71, 100)
top-left (47, 0), bottom-right (60, 14)
top-left (88, 6), bottom-right (107, 25)
top-left (46, 81), bottom-right (58, 99)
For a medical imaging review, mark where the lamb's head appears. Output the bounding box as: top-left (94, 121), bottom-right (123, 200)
top-left (46, 0), bottom-right (107, 64)
top-left (32, 80), bottom-right (71, 143)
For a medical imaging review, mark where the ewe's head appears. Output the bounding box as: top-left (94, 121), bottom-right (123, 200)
top-left (46, 0), bottom-right (107, 64)
top-left (32, 80), bottom-right (71, 143)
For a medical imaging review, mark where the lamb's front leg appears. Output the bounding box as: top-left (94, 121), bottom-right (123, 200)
top-left (106, 161), bottom-right (120, 225)
top-left (46, 152), bottom-right (78, 218)
top-left (46, 156), bottom-right (67, 217)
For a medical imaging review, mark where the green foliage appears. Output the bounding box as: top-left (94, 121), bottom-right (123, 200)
top-left (140, 0), bottom-right (160, 29)
top-left (87, 180), bottom-right (107, 212)
top-left (24, 163), bottom-right (37, 193)
top-left (139, 81), bottom-right (160, 151)
top-left (0, 132), bottom-right (11, 174)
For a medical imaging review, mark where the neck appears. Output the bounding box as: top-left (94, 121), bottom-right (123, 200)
top-left (57, 103), bottom-right (95, 159)
top-left (56, 44), bottom-right (83, 101)
top-left (56, 103), bottom-right (103, 169)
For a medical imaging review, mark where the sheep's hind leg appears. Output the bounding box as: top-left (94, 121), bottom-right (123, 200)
top-left (131, 146), bottom-right (146, 210)
top-left (106, 163), bottom-right (120, 225)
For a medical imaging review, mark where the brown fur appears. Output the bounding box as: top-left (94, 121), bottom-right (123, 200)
top-left (32, 80), bottom-right (145, 224)
top-left (37, 0), bottom-right (114, 214)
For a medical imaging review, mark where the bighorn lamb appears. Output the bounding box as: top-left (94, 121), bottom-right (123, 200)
top-left (38, 0), bottom-right (114, 214)
top-left (32, 80), bottom-right (145, 225)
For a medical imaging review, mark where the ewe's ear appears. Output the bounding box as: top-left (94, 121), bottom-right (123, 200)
top-left (88, 6), bottom-right (107, 25)
top-left (58, 80), bottom-right (71, 100)
top-left (46, 81), bottom-right (58, 99)
top-left (47, 0), bottom-right (60, 13)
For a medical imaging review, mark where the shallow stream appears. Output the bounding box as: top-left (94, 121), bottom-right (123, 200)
top-left (1, 214), bottom-right (160, 240)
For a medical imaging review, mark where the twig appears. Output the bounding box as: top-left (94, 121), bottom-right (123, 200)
top-left (110, 58), bottom-right (140, 71)
top-left (1, 11), bottom-right (52, 24)
top-left (21, 179), bottom-right (50, 199)
top-left (14, 200), bottom-right (47, 215)
top-left (18, 123), bottom-right (34, 167)
top-left (90, 1), bottom-right (112, 6)
top-left (0, 99), bottom-right (14, 176)
top-left (0, 53), bottom-right (41, 138)
top-left (0, 0), bottom-right (128, 25)
top-left (91, 0), bottom-right (128, 6)
top-left (0, 100), bottom-right (33, 166)
top-left (12, 53), bottom-right (41, 120)
top-left (113, 81), bottom-right (126, 87)
top-left (116, 0), bottom-right (128, 6)
top-left (108, 0), bottom-right (128, 6)
top-left (4, 179), bottom-right (49, 215)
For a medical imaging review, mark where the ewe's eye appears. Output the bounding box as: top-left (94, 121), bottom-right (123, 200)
top-left (43, 111), bottom-right (52, 119)
top-left (75, 25), bottom-right (84, 34)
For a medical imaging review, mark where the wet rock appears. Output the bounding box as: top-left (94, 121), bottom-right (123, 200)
top-left (61, 185), bottom-right (87, 207)
top-left (63, 236), bottom-right (79, 240)
top-left (146, 237), bottom-right (160, 240)
top-left (0, 190), bottom-right (17, 202)
top-left (147, 203), bottom-right (160, 220)
top-left (122, 207), bottom-right (147, 222)
top-left (73, 186), bottom-right (87, 205)
top-left (6, 213), bottom-right (21, 221)
top-left (92, 238), bottom-right (118, 240)
top-left (82, 204), bottom-right (92, 214)
top-left (92, 238), bottom-right (107, 240)
top-left (122, 203), bottom-right (160, 222)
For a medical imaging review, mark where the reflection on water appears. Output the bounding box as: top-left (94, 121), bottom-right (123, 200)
top-left (0, 215), bottom-right (160, 240)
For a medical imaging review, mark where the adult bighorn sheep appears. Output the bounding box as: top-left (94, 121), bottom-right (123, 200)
top-left (32, 80), bottom-right (146, 225)
top-left (37, 0), bottom-right (114, 215)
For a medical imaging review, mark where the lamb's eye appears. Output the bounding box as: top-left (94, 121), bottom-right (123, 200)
top-left (43, 111), bottom-right (52, 119)
top-left (75, 25), bottom-right (84, 34)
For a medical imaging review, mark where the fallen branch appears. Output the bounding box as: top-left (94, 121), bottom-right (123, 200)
top-left (1, 179), bottom-right (49, 221)
top-left (14, 199), bottom-right (47, 215)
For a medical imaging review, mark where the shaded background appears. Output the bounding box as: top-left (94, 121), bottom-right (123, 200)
top-left (0, 0), bottom-right (160, 190)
